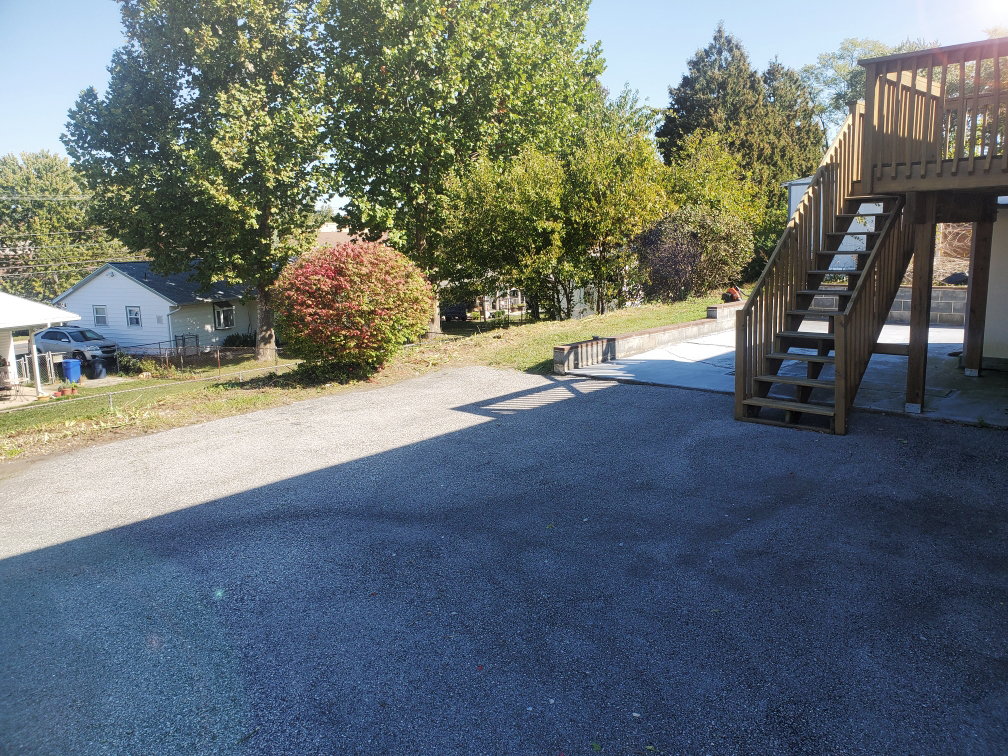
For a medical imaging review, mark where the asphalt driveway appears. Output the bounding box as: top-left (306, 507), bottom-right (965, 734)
top-left (1, 366), bottom-right (1006, 755)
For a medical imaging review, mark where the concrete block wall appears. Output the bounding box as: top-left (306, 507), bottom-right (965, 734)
top-left (809, 286), bottom-right (967, 326)
top-left (887, 286), bottom-right (966, 326)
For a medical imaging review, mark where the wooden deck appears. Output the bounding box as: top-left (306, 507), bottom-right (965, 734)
top-left (861, 37), bottom-right (1008, 195)
top-left (735, 37), bottom-right (1007, 434)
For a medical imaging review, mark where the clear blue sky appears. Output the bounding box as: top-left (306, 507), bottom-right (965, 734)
top-left (1, 0), bottom-right (1006, 158)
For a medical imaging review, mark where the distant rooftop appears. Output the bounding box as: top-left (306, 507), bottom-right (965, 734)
top-left (54, 261), bottom-right (249, 307)
top-left (108, 262), bottom-right (248, 305)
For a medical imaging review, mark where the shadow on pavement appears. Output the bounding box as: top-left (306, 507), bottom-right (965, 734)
top-left (2, 376), bottom-right (1007, 755)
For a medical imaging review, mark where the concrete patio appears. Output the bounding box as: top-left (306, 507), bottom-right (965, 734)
top-left (568, 324), bottom-right (1008, 428)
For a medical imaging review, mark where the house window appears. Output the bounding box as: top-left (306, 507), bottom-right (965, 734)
top-left (93, 305), bottom-right (108, 327)
top-left (213, 302), bottom-right (235, 330)
top-left (126, 306), bottom-right (142, 327)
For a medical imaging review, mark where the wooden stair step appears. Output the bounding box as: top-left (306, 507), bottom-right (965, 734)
top-left (835, 212), bottom-right (889, 219)
top-left (755, 375), bottom-right (835, 390)
top-left (787, 309), bottom-right (843, 317)
top-left (768, 351), bottom-right (835, 364)
top-left (825, 231), bottom-right (880, 237)
top-left (798, 289), bottom-right (854, 297)
top-left (808, 269), bottom-right (862, 276)
top-left (819, 249), bottom-right (872, 255)
top-left (778, 330), bottom-right (834, 341)
top-left (845, 194), bottom-right (900, 202)
top-left (742, 397), bottom-right (836, 417)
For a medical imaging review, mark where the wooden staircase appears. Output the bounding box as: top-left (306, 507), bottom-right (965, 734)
top-left (735, 103), bottom-right (915, 434)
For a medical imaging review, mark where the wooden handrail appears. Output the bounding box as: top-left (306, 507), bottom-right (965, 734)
top-left (833, 197), bottom-right (912, 431)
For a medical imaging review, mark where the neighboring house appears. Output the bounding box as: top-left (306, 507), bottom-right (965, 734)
top-left (52, 262), bottom-right (256, 352)
top-left (783, 176), bottom-right (813, 219)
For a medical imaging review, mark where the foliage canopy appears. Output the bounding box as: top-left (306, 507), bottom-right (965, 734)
top-left (323, 0), bottom-right (603, 269)
top-left (439, 89), bottom-right (669, 319)
top-left (63, 0), bottom-right (333, 357)
top-left (0, 151), bottom-right (127, 302)
top-left (801, 36), bottom-right (938, 132)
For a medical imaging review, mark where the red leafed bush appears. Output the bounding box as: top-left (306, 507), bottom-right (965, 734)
top-left (273, 242), bottom-right (434, 368)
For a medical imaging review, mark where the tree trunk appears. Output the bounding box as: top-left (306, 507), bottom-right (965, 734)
top-left (415, 217), bottom-right (441, 336)
top-left (428, 290), bottom-right (442, 336)
top-left (528, 294), bottom-right (540, 321)
top-left (255, 284), bottom-right (277, 361)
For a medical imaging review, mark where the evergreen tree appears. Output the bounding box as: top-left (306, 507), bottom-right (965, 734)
top-left (656, 25), bottom-right (826, 259)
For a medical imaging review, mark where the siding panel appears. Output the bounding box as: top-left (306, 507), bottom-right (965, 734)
top-left (57, 270), bottom-right (173, 348)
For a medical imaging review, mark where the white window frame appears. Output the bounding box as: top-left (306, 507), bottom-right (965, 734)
top-left (93, 305), bottom-right (108, 327)
top-left (213, 302), bottom-right (235, 330)
top-left (125, 306), bottom-right (142, 328)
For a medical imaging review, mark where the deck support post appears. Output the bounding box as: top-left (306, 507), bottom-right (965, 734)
top-left (906, 194), bottom-right (937, 414)
top-left (963, 219), bottom-right (994, 377)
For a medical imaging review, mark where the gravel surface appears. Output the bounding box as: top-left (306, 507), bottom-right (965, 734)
top-left (1, 366), bottom-right (1006, 755)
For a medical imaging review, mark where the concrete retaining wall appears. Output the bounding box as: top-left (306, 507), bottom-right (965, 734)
top-left (553, 302), bottom-right (743, 374)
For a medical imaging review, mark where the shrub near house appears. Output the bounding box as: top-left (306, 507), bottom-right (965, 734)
top-left (273, 242), bottom-right (434, 369)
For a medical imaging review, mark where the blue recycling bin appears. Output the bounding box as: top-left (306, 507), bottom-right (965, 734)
top-left (62, 358), bottom-right (81, 383)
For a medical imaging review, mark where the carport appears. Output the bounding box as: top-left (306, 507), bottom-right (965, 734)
top-left (0, 291), bottom-right (80, 399)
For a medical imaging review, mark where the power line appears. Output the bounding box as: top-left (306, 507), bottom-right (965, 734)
top-left (0, 242), bottom-right (126, 251)
top-left (1, 264), bottom-right (146, 279)
top-left (0, 195), bottom-right (91, 202)
top-left (0, 257), bottom-right (146, 270)
top-left (1, 261), bottom-right (146, 273)
top-left (0, 228), bottom-right (109, 237)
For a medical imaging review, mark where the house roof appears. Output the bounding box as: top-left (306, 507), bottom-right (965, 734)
top-left (53, 261), bottom-right (250, 307)
top-left (0, 291), bottom-right (80, 330)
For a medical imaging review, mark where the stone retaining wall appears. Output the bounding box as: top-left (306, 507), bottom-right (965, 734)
top-left (553, 302), bottom-right (743, 374)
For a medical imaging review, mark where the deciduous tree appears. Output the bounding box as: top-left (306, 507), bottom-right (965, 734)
top-left (323, 0), bottom-right (602, 328)
top-left (801, 36), bottom-right (937, 132)
top-left (64, 0), bottom-right (331, 359)
top-left (0, 151), bottom-right (127, 301)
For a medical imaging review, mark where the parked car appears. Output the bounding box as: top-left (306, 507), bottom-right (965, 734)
top-left (441, 302), bottom-right (469, 322)
top-left (33, 326), bottom-right (118, 365)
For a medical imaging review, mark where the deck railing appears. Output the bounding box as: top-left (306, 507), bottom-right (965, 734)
top-left (735, 103), bottom-right (865, 426)
top-left (862, 38), bottom-right (1008, 192)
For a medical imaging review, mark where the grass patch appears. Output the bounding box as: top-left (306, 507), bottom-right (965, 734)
top-left (1, 297), bottom-right (721, 461)
top-left (459, 298), bottom-right (721, 372)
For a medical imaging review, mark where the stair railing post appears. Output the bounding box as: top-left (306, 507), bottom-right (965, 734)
top-left (834, 314), bottom-right (848, 435)
top-left (734, 308), bottom-right (746, 420)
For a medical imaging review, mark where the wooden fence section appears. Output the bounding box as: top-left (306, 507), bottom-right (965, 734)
top-left (734, 104), bottom-right (865, 428)
top-left (862, 37), bottom-right (1008, 193)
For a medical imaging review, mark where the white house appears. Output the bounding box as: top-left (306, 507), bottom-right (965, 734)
top-left (53, 262), bottom-right (256, 353)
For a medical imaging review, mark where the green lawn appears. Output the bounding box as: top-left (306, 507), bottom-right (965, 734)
top-left (452, 298), bottom-right (721, 372)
